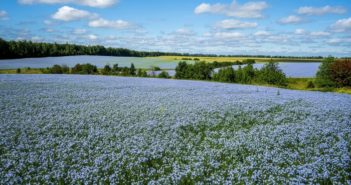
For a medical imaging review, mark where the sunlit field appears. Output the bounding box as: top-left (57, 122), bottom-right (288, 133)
top-left (1, 75), bottom-right (350, 184)
top-left (156, 56), bottom-right (323, 63)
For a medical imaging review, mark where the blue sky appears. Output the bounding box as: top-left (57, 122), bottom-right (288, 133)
top-left (0, 0), bottom-right (351, 56)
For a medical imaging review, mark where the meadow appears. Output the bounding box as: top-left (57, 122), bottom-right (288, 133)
top-left (156, 56), bottom-right (323, 63)
top-left (1, 75), bottom-right (350, 184)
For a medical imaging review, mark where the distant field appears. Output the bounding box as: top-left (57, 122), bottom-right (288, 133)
top-left (156, 56), bottom-right (323, 63)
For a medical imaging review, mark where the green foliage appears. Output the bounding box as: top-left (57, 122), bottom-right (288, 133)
top-left (330, 59), bottom-right (351, 87)
top-left (49, 65), bottom-right (63, 74)
top-left (137, 69), bottom-right (148, 77)
top-left (257, 62), bottom-right (287, 86)
top-left (0, 37), bottom-right (184, 59)
top-left (151, 66), bottom-right (161, 71)
top-left (236, 64), bottom-right (256, 83)
top-left (158, 71), bottom-right (170, 79)
top-left (315, 57), bottom-right (336, 87)
top-left (16, 68), bottom-right (21, 73)
top-left (71, 63), bottom-right (97, 74)
top-left (175, 61), bottom-right (213, 80)
top-left (306, 81), bottom-right (315, 88)
top-left (213, 67), bottom-right (235, 82)
top-left (129, 63), bottom-right (136, 76)
top-left (102, 65), bottom-right (112, 75)
top-left (112, 64), bottom-right (119, 72)
top-left (175, 62), bottom-right (189, 79)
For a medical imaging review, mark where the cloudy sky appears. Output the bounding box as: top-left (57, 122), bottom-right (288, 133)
top-left (1, 0), bottom-right (351, 56)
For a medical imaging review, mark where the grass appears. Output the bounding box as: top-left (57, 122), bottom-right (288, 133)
top-left (155, 56), bottom-right (322, 63)
top-left (0, 68), bottom-right (44, 74)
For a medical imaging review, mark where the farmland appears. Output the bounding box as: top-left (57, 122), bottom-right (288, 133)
top-left (1, 75), bottom-right (350, 184)
top-left (156, 56), bottom-right (323, 63)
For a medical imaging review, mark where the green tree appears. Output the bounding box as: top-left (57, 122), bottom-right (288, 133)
top-left (175, 62), bottom-right (189, 79)
top-left (258, 62), bottom-right (287, 86)
top-left (158, 71), bottom-right (170, 78)
top-left (49, 65), bottom-right (63, 74)
top-left (102, 64), bottom-right (112, 75)
top-left (137, 69), bottom-right (148, 77)
top-left (213, 67), bottom-right (235, 82)
top-left (315, 57), bottom-right (336, 87)
top-left (130, 63), bottom-right (136, 76)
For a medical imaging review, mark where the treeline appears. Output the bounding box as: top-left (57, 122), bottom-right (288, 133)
top-left (175, 61), bottom-right (287, 86)
top-left (37, 63), bottom-right (171, 78)
top-left (0, 38), bottom-right (180, 59)
top-left (315, 58), bottom-right (351, 87)
top-left (0, 38), bottom-right (328, 59)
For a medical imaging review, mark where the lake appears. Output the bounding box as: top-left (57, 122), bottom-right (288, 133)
top-left (0, 55), bottom-right (192, 69)
top-left (214, 62), bottom-right (321, 78)
top-left (0, 56), bottom-right (320, 77)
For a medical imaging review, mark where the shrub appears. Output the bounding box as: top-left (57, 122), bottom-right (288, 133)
top-left (62, 65), bottom-right (70, 74)
top-left (257, 62), bottom-right (287, 86)
top-left (306, 81), bottom-right (315, 88)
top-left (16, 68), bottom-right (21, 73)
top-left (102, 65), bottom-right (112, 75)
top-left (112, 64), bottom-right (119, 72)
top-left (129, 63), bottom-right (136, 76)
top-left (213, 67), bottom-right (235, 83)
top-left (49, 64), bottom-right (63, 74)
top-left (330, 59), bottom-right (351, 87)
top-left (137, 69), bottom-right (148, 77)
top-left (151, 66), bottom-right (161, 71)
top-left (158, 71), bottom-right (170, 79)
top-left (315, 57), bottom-right (336, 87)
top-left (71, 63), bottom-right (97, 74)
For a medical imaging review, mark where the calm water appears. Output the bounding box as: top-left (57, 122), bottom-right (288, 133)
top-left (214, 62), bottom-right (321, 78)
top-left (0, 55), bottom-right (191, 69)
top-left (0, 56), bottom-right (320, 77)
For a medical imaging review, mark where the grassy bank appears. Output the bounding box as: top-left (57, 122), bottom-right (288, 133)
top-left (1, 68), bottom-right (350, 94)
top-left (155, 56), bottom-right (322, 63)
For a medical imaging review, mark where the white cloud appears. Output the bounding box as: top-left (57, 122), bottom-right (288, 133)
top-left (73, 29), bottom-right (87, 34)
top-left (279, 15), bottom-right (303, 24)
top-left (18, 0), bottom-right (118, 8)
top-left (87, 34), bottom-right (97, 40)
top-left (327, 38), bottom-right (351, 45)
top-left (214, 32), bottom-right (244, 39)
top-left (254, 31), bottom-right (270, 36)
top-left (88, 18), bottom-right (133, 29)
top-left (215, 19), bottom-right (257, 29)
top-left (194, 1), bottom-right (268, 18)
top-left (310, 31), bottom-right (330, 37)
top-left (52, 6), bottom-right (96, 21)
top-left (297, 5), bottom-right (346, 15)
top-left (175, 28), bottom-right (194, 36)
top-left (331, 17), bottom-right (351, 32)
top-left (294, 29), bottom-right (305, 34)
top-left (0, 10), bottom-right (8, 20)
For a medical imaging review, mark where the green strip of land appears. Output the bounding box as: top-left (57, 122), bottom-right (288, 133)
top-left (1, 68), bottom-right (350, 95)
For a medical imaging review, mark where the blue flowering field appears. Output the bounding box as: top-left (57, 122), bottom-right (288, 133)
top-left (0, 75), bottom-right (350, 184)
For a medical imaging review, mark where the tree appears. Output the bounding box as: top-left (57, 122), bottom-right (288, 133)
top-left (112, 64), bottom-right (119, 72)
top-left (137, 69), bottom-right (148, 77)
top-left (130, 63), bottom-right (136, 76)
top-left (102, 64), bottom-right (112, 75)
top-left (175, 62), bottom-right (189, 79)
top-left (49, 65), bottom-right (63, 74)
top-left (330, 59), bottom-right (351, 87)
top-left (315, 57), bottom-right (336, 87)
top-left (158, 71), bottom-right (170, 78)
top-left (213, 67), bottom-right (235, 82)
top-left (258, 62), bottom-right (287, 86)
top-left (62, 65), bottom-right (70, 74)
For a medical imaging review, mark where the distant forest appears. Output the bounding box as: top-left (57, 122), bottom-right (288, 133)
top-left (0, 37), bottom-right (326, 59)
